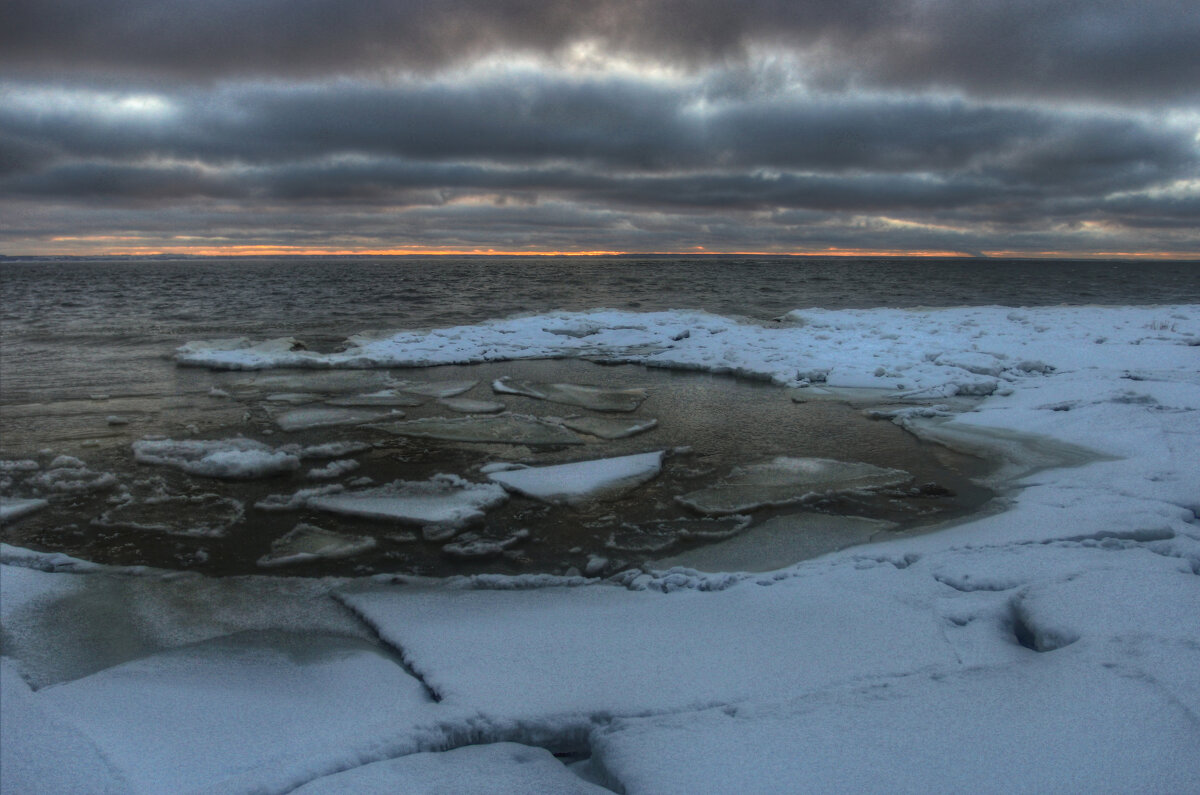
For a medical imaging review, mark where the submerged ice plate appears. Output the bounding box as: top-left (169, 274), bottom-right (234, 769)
top-left (374, 414), bottom-right (584, 445)
top-left (678, 456), bottom-right (912, 515)
top-left (306, 475), bottom-right (508, 534)
top-left (493, 377), bottom-right (648, 412)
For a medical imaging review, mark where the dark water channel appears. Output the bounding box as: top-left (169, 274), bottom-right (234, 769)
top-left (1, 358), bottom-right (994, 577)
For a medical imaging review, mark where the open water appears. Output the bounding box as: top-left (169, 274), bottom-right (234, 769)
top-left (1, 256), bottom-right (1197, 575)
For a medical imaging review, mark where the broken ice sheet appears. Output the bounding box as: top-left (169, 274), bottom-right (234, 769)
top-left (257, 523), bottom-right (377, 567)
top-left (273, 407), bottom-right (401, 431)
top-left (306, 475), bottom-right (508, 534)
top-left (677, 456), bottom-right (911, 515)
top-left (373, 414), bottom-right (583, 445)
top-left (132, 438), bottom-right (300, 479)
top-left (227, 370), bottom-right (394, 395)
top-left (493, 377), bottom-right (648, 412)
top-left (487, 451), bottom-right (665, 505)
top-left (559, 415), bottom-right (658, 439)
top-left (441, 529), bottom-right (530, 559)
top-left (397, 379), bottom-right (479, 398)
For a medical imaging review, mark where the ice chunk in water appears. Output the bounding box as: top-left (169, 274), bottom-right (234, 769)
top-left (677, 457), bottom-right (911, 515)
top-left (488, 451), bottom-right (665, 505)
top-left (132, 438), bottom-right (300, 479)
top-left (374, 415), bottom-right (583, 445)
top-left (94, 493), bottom-right (244, 537)
top-left (256, 484), bottom-right (344, 511)
top-left (441, 529), bottom-right (529, 559)
top-left (559, 416), bottom-right (658, 439)
top-left (493, 377), bottom-right (648, 412)
top-left (326, 390), bottom-right (425, 407)
top-left (0, 497), bottom-right (48, 524)
top-left (256, 523), bottom-right (377, 567)
top-left (229, 370), bottom-right (392, 395)
top-left (397, 379), bottom-right (479, 398)
top-left (605, 515), bottom-right (752, 553)
top-left (274, 407), bottom-right (401, 431)
top-left (306, 459), bottom-right (360, 480)
top-left (294, 441), bottom-right (373, 459)
top-left (437, 397), bottom-right (507, 414)
top-left (263, 393), bottom-right (321, 404)
top-left (0, 460), bottom-right (40, 473)
top-left (31, 466), bottom-right (118, 494)
top-left (307, 475), bottom-right (507, 531)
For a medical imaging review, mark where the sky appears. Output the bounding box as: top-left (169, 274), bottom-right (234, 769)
top-left (2, 0), bottom-right (1199, 258)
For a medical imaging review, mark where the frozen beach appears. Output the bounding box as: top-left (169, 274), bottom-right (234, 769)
top-left (3, 301), bottom-right (1200, 793)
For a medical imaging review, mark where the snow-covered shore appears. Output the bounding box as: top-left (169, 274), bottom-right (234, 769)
top-left (4, 305), bottom-right (1199, 793)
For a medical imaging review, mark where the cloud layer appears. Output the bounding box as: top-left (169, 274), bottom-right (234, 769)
top-left (2, 0), bottom-right (1198, 255)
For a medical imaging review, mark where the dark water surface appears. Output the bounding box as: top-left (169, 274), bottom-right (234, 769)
top-left (2, 256), bottom-right (1196, 575)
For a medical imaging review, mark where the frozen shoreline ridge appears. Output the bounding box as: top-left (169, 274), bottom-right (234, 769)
top-left (4, 305), bottom-right (1200, 793)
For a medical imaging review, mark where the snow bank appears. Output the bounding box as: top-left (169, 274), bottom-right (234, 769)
top-left (132, 438), bottom-right (300, 479)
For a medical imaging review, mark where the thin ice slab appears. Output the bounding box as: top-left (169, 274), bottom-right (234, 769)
top-left (94, 493), bottom-right (244, 537)
top-left (493, 377), bottom-right (648, 412)
top-left (257, 523), bottom-right (377, 567)
top-left (274, 407), bottom-right (401, 431)
top-left (677, 456), bottom-right (911, 515)
top-left (33, 631), bottom-right (433, 794)
top-left (373, 415), bottom-right (583, 445)
top-left (559, 415), bottom-right (658, 439)
top-left (398, 379), bottom-right (479, 398)
top-left (132, 438), bottom-right (300, 479)
top-left (0, 497), bottom-right (48, 524)
top-left (487, 451), bottom-right (665, 505)
top-left (438, 397), bottom-right (507, 414)
top-left (326, 390), bottom-right (425, 407)
top-left (228, 370), bottom-right (394, 394)
top-left (308, 475), bottom-right (507, 532)
top-left (292, 742), bottom-right (611, 794)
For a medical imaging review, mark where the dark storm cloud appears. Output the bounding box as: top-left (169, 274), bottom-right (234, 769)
top-left (4, 0), bottom-right (1198, 102)
top-left (3, 75), bottom-right (1194, 190)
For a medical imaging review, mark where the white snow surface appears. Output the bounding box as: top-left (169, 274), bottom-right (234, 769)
top-left (3, 305), bottom-right (1197, 793)
top-left (487, 451), bottom-right (665, 505)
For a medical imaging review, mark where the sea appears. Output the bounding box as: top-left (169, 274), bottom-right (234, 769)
top-left (2, 255), bottom-right (1198, 576)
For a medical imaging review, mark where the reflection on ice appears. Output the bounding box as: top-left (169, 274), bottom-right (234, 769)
top-left (257, 523), bottom-right (377, 567)
top-left (374, 414), bottom-right (584, 445)
top-left (487, 451), bottom-right (665, 505)
top-left (493, 377), bottom-right (648, 412)
top-left (677, 457), bottom-right (911, 515)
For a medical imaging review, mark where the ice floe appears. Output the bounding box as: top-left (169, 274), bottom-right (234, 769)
top-left (437, 396), bottom-right (507, 414)
top-left (30, 464), bottom-right (118, 494)
top-left (397, 379), bottom-right (479, 398)
top-left (293, 440), bottom-right (374, 459)
top-left (306, 458), bottom-right (361, 480)
top-left (306, 475), bottom-right (508, 535)
top-left (0, 497), bottom-right (49, 524)
top-left (677, 456), bottom-right (911, 515)
top-left (441, 529), bottom-right (530, 560)
top-left (257, 523), bottom-right (377, 567)
top-left (132, 438), bottom-right (300, 479)
top-left (374, 414), bottom-right (583, 445)
top-left (604, 515), bottom-right (753, 553)
top-left (558, 415), bottom-right (658, 439)
top-left (94, 492), bottom-right (244, 537)
top-left (273, 406), bottom-right (401, 431)
top-left (493, 377), bottom-right (648, 411)
top-left (325, 389), bottom-right (425, 407)
top-left (487, 451), bottom-right (665, 505)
